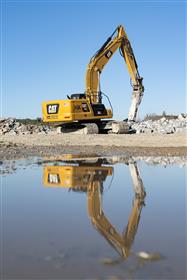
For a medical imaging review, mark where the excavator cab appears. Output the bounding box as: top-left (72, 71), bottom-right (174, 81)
top-left (69, 93), bottom-right (86, 100)
top-left (67, 94), bottom-right (108, 117)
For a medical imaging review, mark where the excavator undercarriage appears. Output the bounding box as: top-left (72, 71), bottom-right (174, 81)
top-left (56, 120), bottom-right (129, 134)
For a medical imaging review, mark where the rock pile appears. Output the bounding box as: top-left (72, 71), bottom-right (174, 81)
top-left (105, 155), bottom-right (187, 166)
top-left (131, 114), bottom-right (187, 134)
top-left (132, 156), bottom-right (187, 167)
top-left (0, 114), bottom-right (186, 135)
top-left (0, 118), bottom-right (52, 135)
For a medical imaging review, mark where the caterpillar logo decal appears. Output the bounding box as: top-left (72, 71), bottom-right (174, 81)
top-left (47, 104), bottom-right (59, 114)
top-left (48, 173), bottom-right (60, 184)
top-left (105, 50), bottom-right (113, 59)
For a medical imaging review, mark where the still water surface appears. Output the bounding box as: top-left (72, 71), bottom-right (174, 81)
top-left (1, 157), bottom-right (186, 279)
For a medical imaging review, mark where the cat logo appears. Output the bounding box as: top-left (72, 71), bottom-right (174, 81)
top-left (105, 50), bottom-right (113, 59)
top-left (47, 104), bottom-right (59, 114)
top-left (48, 173), bottom-right (60, 184)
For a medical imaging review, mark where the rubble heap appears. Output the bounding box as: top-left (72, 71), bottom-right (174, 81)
top-left (131, 114), bottom-right (187, 134)
top-left (0, 118), bottom-right (53, 135)
top-left (0, 114), bottom-right (186, 135)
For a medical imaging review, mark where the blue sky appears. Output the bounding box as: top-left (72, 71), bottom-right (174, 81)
top-left (1, 0), bottom-right (186, 119)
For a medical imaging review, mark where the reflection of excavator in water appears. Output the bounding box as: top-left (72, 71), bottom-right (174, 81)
top-left (42, 25), bottom-right (144, 134)
top-left (43, 159), bottom-right (146, 258)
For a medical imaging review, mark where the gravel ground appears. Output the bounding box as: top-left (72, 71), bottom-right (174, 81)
top-left (0, 133), bottom-right (186, 160)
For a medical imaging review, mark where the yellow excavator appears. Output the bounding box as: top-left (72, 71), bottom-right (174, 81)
top-left (42, 25), bottom-right (144, 134)
top-left (43, 159), bottom-right (146, 258)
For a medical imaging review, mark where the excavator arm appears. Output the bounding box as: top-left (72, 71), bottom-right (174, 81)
top-left (87, 161), bottom-right (146, 258)
top-left (86, 25), bottom-right (144, 121)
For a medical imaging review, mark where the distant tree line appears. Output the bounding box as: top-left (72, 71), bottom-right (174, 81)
top-left (16, 118), bottom-right (42, 125)
top-left (144, 111), bottom-right (178, 121)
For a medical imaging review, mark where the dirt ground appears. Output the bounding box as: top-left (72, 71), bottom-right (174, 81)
top-left (0, 133), bottom-right (186, 160)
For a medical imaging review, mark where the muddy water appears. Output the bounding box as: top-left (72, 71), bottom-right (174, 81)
top-left (1, 157), bottom-right (186, 279)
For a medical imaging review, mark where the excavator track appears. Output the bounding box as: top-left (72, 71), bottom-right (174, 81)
top-left (57, 122), bottom-right (99, 135)
top-left (56, 121), bottom-right (130, 134)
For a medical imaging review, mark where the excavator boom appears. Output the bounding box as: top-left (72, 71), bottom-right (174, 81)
top-left (86, 25), bottom-right (144, 121)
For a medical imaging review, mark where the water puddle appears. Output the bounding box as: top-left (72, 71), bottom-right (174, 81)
top-left (1, 155), bottom-right (186, 279)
